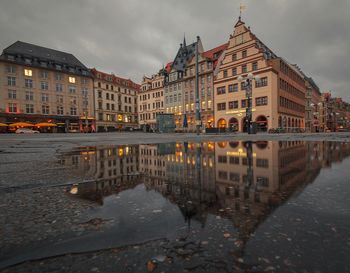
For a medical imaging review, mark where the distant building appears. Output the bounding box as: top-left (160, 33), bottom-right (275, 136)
top-left (91, 68), bottom-right (139, 132)
top-left (304, 76), bottom-right (321, 132)
top-left (0, 41), bottom-right (95, 132)
top-left (322, 92), bottom-right (350, 132)
top-left (138, 69), bottom-right (166, 131)
top-left (213, 18), bottom-right (308, 132)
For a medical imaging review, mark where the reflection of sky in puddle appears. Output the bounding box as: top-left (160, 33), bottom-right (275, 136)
top-left (11, 140), bottom-right (349, 272)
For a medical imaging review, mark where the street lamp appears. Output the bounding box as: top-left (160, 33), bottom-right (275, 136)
top-left (238, 73), bottom-right (260, 134)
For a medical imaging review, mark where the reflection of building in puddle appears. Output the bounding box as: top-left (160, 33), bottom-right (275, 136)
top-left (67, 175), bottom-right (142, 205)
top-left (143, 142), bottom-right (217, 226)
top-left (62, 145), bottom-right (140, 205)
top-left (142, 141), bottom-right (350, 238)
top-left (59, 145), bottom-right (139, 181)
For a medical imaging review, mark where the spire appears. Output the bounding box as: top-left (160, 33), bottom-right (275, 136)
top-left (183, 33), bottom-right (187, 48)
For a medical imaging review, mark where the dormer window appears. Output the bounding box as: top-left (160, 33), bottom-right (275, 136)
top-left (69, 67), bottom-right (75, 73)
top-left (82, 70), bottom-right (88, 76)
top-left (7, 55), bottom-right (15, 61)
top-left (40, 61), bottom-right (47, 67)
top-left (55, 64), bottom-right (62, 70)
top-left (25, 58), bottom-right (32, 64)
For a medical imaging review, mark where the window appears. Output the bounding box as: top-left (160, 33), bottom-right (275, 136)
top-left (242, 50), bottom-right (247, 58)
top-left (57, 106), bottom-right (64, 115)
top-left (55, 64), bottom-right (62, 70)
top-left (8, 103), bottom-right (17, 113)
top-left (24, 69), bottom-right (32, 76)
top-left (98, 91), bottom-right (102, 98)
top-left (242, 64), bottom-right (247, 73)
top-left (98, 101), bottom-right (103, 109)
top-left (56, 83), bottom-right (63, 92)
top-left (98, 113), bottom-right (103, 121)
top-left (229, 157), bottom-right (240, 165)
top-left (256, 158), bottom-right (269, 168)
top-left (7, 76), bottom-right (16, 86)
top-left (41, 93), bottom-right (49, 102)
top-left (241, 82), bottom-right (246, 91)
top-left (232, 53), bottom-right (237, 61)
top-left (40, 71), bottom-right (48, 79)
top-left (218, 155), bottom-right (227, 163)
top-left (69, 76), bottom-right (76, 83)
top-left (230, 172), bottom-right (240, 182)
top-left (26, 104), bottom-right (34, 114)
top-left (228, 84), bottom-right (238, 93)
top-left (223, 70), bottom-right (228, 78)
top-left (70, 96), bottom-right (77, 105)
top-left (82, 88), bottom-right (88, 97)
top-left (241, 99), bottom-right (247, 108)
top-left (255, 96), bottom-right (268, 106)
top-left (69, 86), bottom-right (76, 94)
top-left (81, 78), bottom-right (88, 85)
top-left (70, 107), bottom-right (77, 115)
top-left (106, 103), bottom-right (110, 110)
top-left (6, 66), bottom-right (16, 73)
top-left (252, 62), bottom-right (258, 71)
top-left (24, 79), bottom-right (33, 88)
top-left (42, 105), bottom-right (50, 114)
top-left (217, 86), bottom-right (226, 95)
top-left (257, 177), bottom-right (269, 187)
top-left (256, 77), bottom-right (268, 87)
top-left (106, 93), bottom-right (109, 100)
top-left (56, 95), bottom-right (63, 103)
top-left (232, 68), bottom-right (237, 76)
top-left (8, 90), bottom-right (16, 99)
top-left (229, 101), bottom-right (239, 109)
top-left (25, 91), bottom-right (34, 101)
top-left (41, 81), bottom-right (48, 90)
top-left (217, 102), bottom-right (226, 111)
top-left (56, 73), bottom-right (62, 81)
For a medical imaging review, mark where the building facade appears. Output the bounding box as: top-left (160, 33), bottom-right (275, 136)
top-left (164, 37), bottom-right (227, 131)
top-left (91, 69), bottom-right (139, 132)
top-left (0, 41), bottom-right (95, 132)
top-left (213, 18), bottom-right (307, 132)
top-left (138, 70), bottom-right (165, 131)
top-left (304, 77), bottom-right (321, 132)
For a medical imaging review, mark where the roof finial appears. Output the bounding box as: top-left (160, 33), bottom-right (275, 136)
top-left (183, 33), bottom-right (187, 48)
top-left (239, 3), bottom-right (246, 19)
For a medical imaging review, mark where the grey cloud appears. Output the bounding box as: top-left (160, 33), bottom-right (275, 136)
top-left (0, 0), bottom-right (349, 100)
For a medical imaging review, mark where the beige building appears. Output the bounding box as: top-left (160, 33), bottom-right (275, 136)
top-left (0, 41), bottom-right (95, 132)
top-left (91, 69), bottom-right (139, 132)
top-left (214, 18), bottom-right (307, 132)
top-left (139, 70), bottom-right (165, 131)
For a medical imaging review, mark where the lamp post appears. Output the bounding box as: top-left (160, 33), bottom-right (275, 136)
top-left (195, 36), bottom-right (201, 135)
top-left (238, 73), bottom-right (260, 134)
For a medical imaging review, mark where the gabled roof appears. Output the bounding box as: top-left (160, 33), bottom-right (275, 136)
top-left (202, 43), bottom-right (228, 60)
top-left (171, 42), bottom-right (196, 72)
top-left (1, 41), bottom-right (87, 68)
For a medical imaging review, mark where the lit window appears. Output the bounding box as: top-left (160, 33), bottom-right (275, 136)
top-left (24, 69), bottom-right (32, 77)
top-left (69, 77), bottom-right (76, 83)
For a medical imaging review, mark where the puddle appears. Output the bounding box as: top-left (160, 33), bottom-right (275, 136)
top-left (1, 141), bottom-right (350, 272)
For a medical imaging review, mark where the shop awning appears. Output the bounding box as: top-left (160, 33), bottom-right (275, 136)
top-left (0, 123), bottom-right (8, 127)
top-left (9, 122), bottom-right (33, 127)
top-left (35, 122), bottom-right (57, 127)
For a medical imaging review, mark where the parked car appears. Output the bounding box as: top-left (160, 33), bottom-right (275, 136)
top-left (15, 128), bottom-right (40, 134)
top-left (338, 128), bottom-right (350, 132)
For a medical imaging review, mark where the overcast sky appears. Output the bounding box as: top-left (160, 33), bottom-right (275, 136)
top-left (1, 0), bottom-right (349, 100)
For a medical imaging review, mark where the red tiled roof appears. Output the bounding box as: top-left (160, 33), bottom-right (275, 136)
top-left (202, 43), bottom-right (228, 60)
top-left (90, 68), bottom-right (140, 90)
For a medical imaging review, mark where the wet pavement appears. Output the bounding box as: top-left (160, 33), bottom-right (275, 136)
top-left (1, 140), bottom-right (350, 273)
